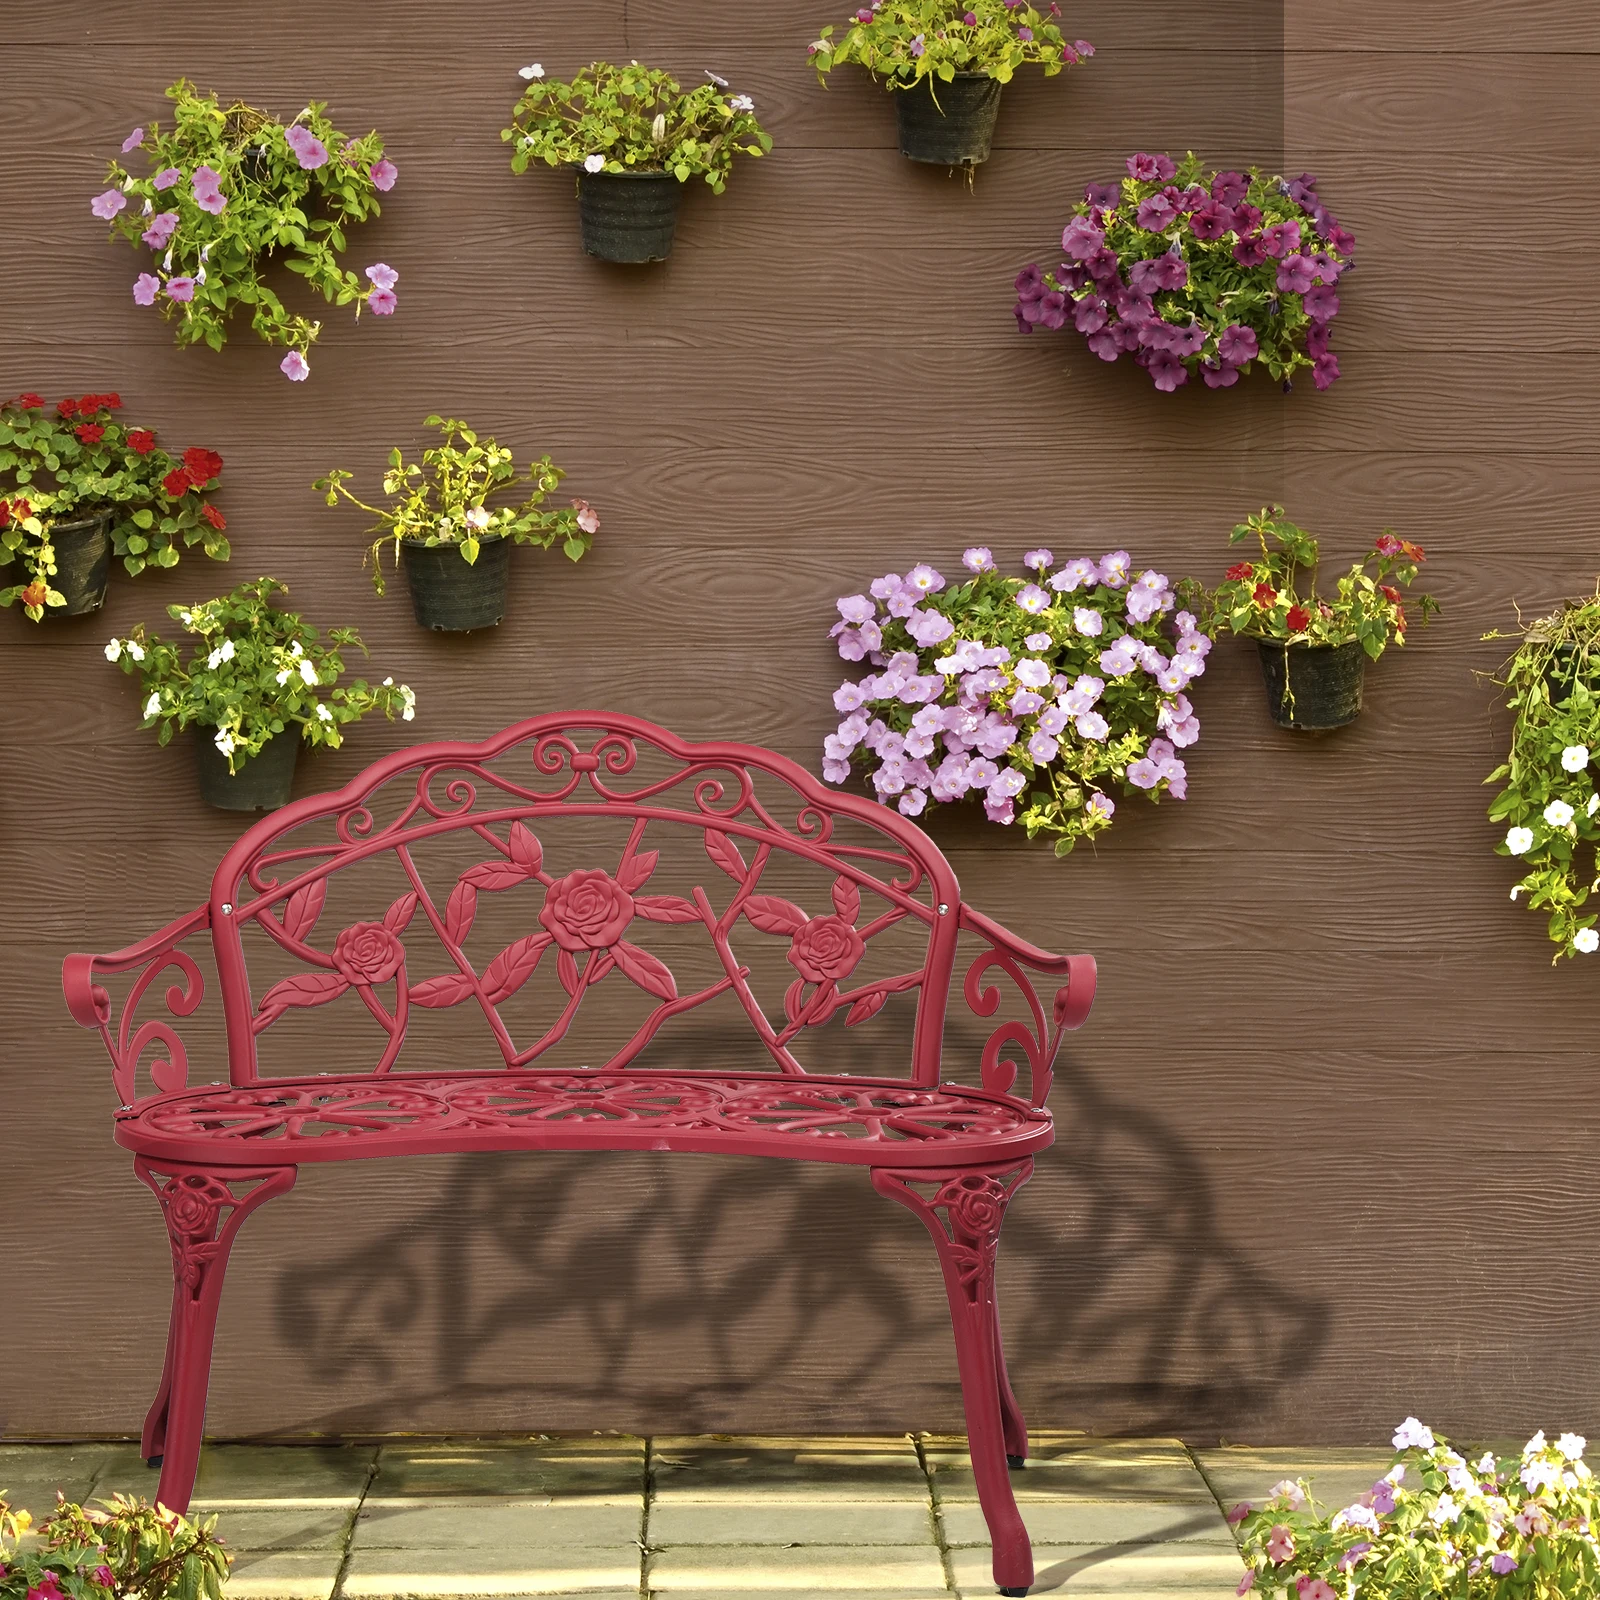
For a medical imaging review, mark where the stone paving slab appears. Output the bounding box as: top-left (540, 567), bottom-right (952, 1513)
top-left (370, 1439), bottom-right (644, 1504)
top-left (1192, 1447), bottom-right (1396, 1522)
top-left (923, 1434), bottom-right (1219, 1505)
top-left (647, 1542), bottom-right (949, 1592)
top-left (197, 1506), bottom-right (352, 1551)
top-left (353, 1500), bottom-right (640, 1550)
top-left (942, 1499), bottom-right (1238, 1549)
top-left (0, 1444), bottom-right (124, 1510)
top-left (953, 1542), bottom-right (1247, 1595)
top-left (341, 1543), bottom-right (642, 1596)
top-left (652, 1436), bottom-right (929, 1502)
top-left (223, 1549), bottom-right (344, 1600)
top-left (651, 1498), bottom-right (937, 1547)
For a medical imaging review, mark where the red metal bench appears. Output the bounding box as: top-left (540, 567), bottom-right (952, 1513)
top-left (62, 713), bottom-right (1094, 1596)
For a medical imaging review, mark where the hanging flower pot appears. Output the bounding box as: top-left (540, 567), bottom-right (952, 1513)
top-left (193, 725), bottom-right (301, 811)
top-left (316, 417), bottom-right (599, 636)
top-left (401, 532), bottom-right (514, 631)
top-left (1255, 639), bottom-right (1365, 731)
top-left (576, 168), bottom-right (682, 263)
top-left (505, 62), bottom-right (771, 267)
top-left (42, 511), bottom-right (115, 618)
top-left (893, 72), bottom-right (1004, 166)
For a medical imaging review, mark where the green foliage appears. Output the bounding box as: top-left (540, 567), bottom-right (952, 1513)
top-left (503, 62), bottom-right (772, 192)
top-left (0, 393), bottom-right (226, 616)
top-left (1485, 589), bottom-right (1600, 961)
top-left (0, 1490), bottom-right (230, 1600)
top-left (100, 79), bottom-right (393, 357)
top-left (1233, 1424), bottom-right (1600, 1599)
top-left (107, 576), bottom-right (415, 773)
top-left (809, 1), bottom-right (1091, 85)
top-left (315, 417), bottom-right (598, 595)
top-left (1204, 505), bottom-right (1437, 661)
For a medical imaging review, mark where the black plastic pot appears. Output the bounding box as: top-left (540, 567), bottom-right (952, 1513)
top-left (893, 72), bottom-right (1004, 167)
top-left (576, 169), bottom-right (682, 263)
top-left (1256, 639), bottom-right (1367, 731)
top-left (193, 729), bottom-right (300, 812)
top-left (42, 511), bottom-right (113, 619)
top-left (401, 534), bottom-right (512, 632)
top-left (1544, 643), bottom-right (1598, 703)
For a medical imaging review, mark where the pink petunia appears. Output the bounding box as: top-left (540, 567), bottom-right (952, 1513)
top-left (141, 211), bottom-right (179, 248)
top-left (153, 166), bottom-right (182, 190)
top-left (280, 350), bottom-right (311, 381)
top-left (122, 127), bottom-right (146, 152)
top-left (165, 276), bottom-right (196, 301)
top-left (1264, 1525), bottom-right (1295, 1564)
top-left (132, 273), bottom-right (161, 305)
top-left (91, 188), bottom-right (128, 219)
top-left (286, 125), bottom-right (328, 169)
top-left (365, 262), bottom-right (398, 291)
top-left (370, 158), bottom-right (398, 191)
top-left (367, 287), bottom-right (397, 315)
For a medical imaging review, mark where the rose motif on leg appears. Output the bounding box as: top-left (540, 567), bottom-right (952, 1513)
top-left (331, 922), bottom-right (405, 985)
top-left (166, 1181), bottom-right (219, 1241)
top-left (539, 869), bottom-right (636, 951)
top-left (937, 1174), bottom-right (1009, 1244)
top-left (787, 915), bottom-right (866, 985)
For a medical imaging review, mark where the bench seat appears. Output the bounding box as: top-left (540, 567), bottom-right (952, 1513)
top-left (113, 1068), bottom-right (1054, 1166)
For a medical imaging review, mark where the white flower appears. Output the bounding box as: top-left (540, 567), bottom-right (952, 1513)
top-left (218, 638), bottom-right (234, 662)
top-left (315, 703), bottom-right (333, 722)
top-left (1477, 1453), bottom-right (1497, 1474)
top-left (729, 94), bottom-right (755, 112)
top-left (518, 62), bottom-right (544, 79)
top-left (214, 729), bottom-right (236, 756)
top-left (464, 506), bottom-right (491, 529)
top-left (1563, 745), bottom-right (1590, 772)
top-left (289, 641), bottom-right (303, 657)
top-left (399, 684), bottom-right (416, 721)
top-left (382, 676), bottom-right (394, 686)
top-left (1575, 929), bottom-right (1599, 954)
top-left (126, 640), bottom-right (145, 662)
top-left (141, 198), bottom-right (152, 215)
top-left (195, 267), bottom-right (206, 285)
top-left (298, 659), bottom-right (318, 686)
top-left (179, 609), bottom-right (193, 625)
top-left (1524, 1430), bottom-right (1548, 1457)
top-left (704, 69), bottom-right (730, 87)
top-left (105, 638), bottom-right (122, 661)
top-left (1544, 799), bottom-right (1575, 827)
top-left (1430, 1494), bottom-right (1460, 1526)
top-left (206, 647), bottom-right (223, 669)
top-left (1506, 826), bottom-right (1535, 855)
top-left (276, 669), bottom-right (291, 685)
top-left (1589, 794), bottom-right (1600, 817)
top-left (143, 692), bottom-right (161, 717)
top-left (1510, 886), bottom-right (1523, 900)
top-left (583, 154), bottom-right (606, 173)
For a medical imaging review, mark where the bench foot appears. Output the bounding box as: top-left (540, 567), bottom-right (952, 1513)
top-left (146, 1454), bottom-right (163, 1469)
top-left (873, 1160), bottom-right (1036, 1596)
top-left (1006, 1454), bottom-right (1026, 1469)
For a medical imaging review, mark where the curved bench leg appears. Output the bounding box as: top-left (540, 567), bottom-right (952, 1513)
top-left (993, 1297), bottom-right (1028, 1467)
top-left (135, 1159), bottom-right (298, 1513)
top-left (873, 1160), bottom-right (1035, 1597)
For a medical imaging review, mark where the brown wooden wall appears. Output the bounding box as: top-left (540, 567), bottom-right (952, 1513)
top-left (3, 0), bottom-right (1596, 1447)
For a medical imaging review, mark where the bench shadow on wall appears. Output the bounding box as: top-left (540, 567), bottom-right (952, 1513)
top-left (269, 1020), bottom-right (1327, 1439)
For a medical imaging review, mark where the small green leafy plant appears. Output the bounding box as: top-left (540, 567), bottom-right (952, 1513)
top-left (808, 1), bottom-right (1092, 85)
top-left (1, 1490), bottom-right (230, 1600)
top-left (1206, 506), bottom-right (1436, 660)
top-left (1232, 1419), bottom-right (1600, 1599)
top-left (1, 392), bottom-right (226, 618)
top-left (95, 79), bottom-right (399, 378)
top-left (315, 416), bottom-right (599, 594)
top-left (1486, 588), bottom-right (1600, 961)
top-left (504, 61), bottom-right (772, 191)
top-left (107, 577), bottom-right (415, 773)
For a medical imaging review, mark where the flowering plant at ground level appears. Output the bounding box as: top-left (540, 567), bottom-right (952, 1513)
top-left (1232, 1419), bottom-right (1600, 1598)
top-left (1, 1490), bottom-right (229, 1600)
top-left (504, 62), bottom-right (771, 192)
top-left (0, 392), bottom-right (226, 617)
top-left (1485, 589), bottom-right (1600, 961)
top-left (107, 577), bottom-right (415, 774)
top-left (1016, 152), bottom-right (1354, 392)
top-left (1205, 506), bottom-right (1436, 660)
top-left (97, 79), bottom-right (397, 375)
top-left (315, 416), bottom-right (598, 594)
top-left (808, 2), bottom-right (1092, 86)
top-left (823, 546), bottom-right (1209, 855)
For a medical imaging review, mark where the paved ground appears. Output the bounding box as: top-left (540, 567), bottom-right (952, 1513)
top-left (0, 1435), bottom-right (1392, 1599)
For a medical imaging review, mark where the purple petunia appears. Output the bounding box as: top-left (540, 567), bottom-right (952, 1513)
top-left (1126, 152), bottom-right (1176, 182)
top-left (1135, 194), bottom-right (1178, 232)
top-left (1084, 180), bottom-right (1121, 209)
top-left (132, 273), bottom-right (161, 305)
top-left (153, 166), bottom-right (182, 190)
top-left (122, 127), bottom-right (146, 153)
top-left (1211, 170), bottom-right (1249, 208)
top-left (1276, 253), bottom-right (1316, 294)
top-left (1260, 219), bottom-right (1302, 259)
top-left (1143, 348), bottom-right (1188, 391)
top-left (1016, 584), bottom-right (1051, 615)
top-left (165, 276), bottom-right (196, 301)
top-left (1189, 200), bottom-right (1234, 240)
top-left (1302, 285), bottom-right (1339, 323)
top-left (1217, 324), bottom-right (1259, 364)
top-left (370, 158), bottom-right (398, 191)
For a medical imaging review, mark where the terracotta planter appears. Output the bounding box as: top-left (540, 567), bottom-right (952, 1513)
top-left (893, 72), bottom-right (1004, 166)
top-left (401, 534), bottom-right (512, 632)
top-left (193, 729), bottom-right (301, 812)
top-left (1255, 639), bottom-right (1366, 731)
top-left (42, 510), bottom-right (114, 619)
top-left (576, 169), bottom-right (682, 263)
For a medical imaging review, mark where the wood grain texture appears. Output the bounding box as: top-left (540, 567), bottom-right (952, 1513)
top-left (4, 0), bottom-right (1599, 1455)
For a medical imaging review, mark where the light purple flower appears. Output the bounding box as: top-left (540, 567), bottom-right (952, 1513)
top-left (898, 788), bottom-right (928, 817)
top-left (905, 729), bottom-right (937, 759)
top-left (1016, 584), bottom-right (1050, 615)
top-left (962, 546), bottom-right (995, 574)
top-left (1048, 558), bottom-right (1097, 593)
top-left (1061, 216), bottom-right (1104, 261)
top-left (1072, 606), bottom-right (1103, 637)
top-left (366, 262), bottom-right (399, 292)
top-left (1490, 1555), bottom-right (1517, 1576)
top-left (1036, 705), bottom-right (1069, 737)
top-left (834, 682), bottom-right (868, 713)
top-left (1023, 548), bottom-right (1053, 572)
top-left (91, 188), bottom-right (128, 219)
top-left (1144, 348), bottom-right (1188, 391)
top-left (286, 125), bottom-right (329, 169)
top-left (965, 757), bottom-right (999, 789)
top-left (370, 158), bottom-right (398, 191)
top-left (1023, 631), bottom-right (1051, 651)
top-left (905, 608), bottom-right (955, 647)
top-left (1098, 551), bottom-right (1131, 588)
top-left (153, 166), bottom-right (182, 190)
top-left (1127, 757), bottom-right (1161, 789)
top-left (1008, 689), bottom-right (1042, 716)
top-left (1017, 24), bottom-right (1033, 40)
top-left (141, 210), bottom-right (179, 248)
top-left (122, 126), bottom-right (146, 152)
top-left (1099, 644), bottom-right (1138, 677)
top-left (1276, 254), bottom-right (1316, 294)
top-left (822, 757), bottom-right (851, 783)
top-left (834, 628), bottom-right (866, 661)
top-left (905, 563), bottom-right (944, 595)
top-left (281, 350), bottom-right (311, 381)
top-left (1127, 153), bottom-right (1177, 182)
top-left (192, 164), bottom-right (223, 194)
top-left (165, 276), bottom-right (196, 301)
top-left (1135, 194), bottom-right (1178, 232)
top-left (1015, 658), bottom-right (1052, 689)
top-left (1027, 729), bottom-right (1059, 763)
top-left (1261, 219), bottom-right (1302, 259)
top-left (132, 272), bottom-right (161, 305)
top-left (837, 594), bottom-right (874, 625)
top-left (870, 573), bottom-right (904, 601)
top-left (1139, 645), bottom-right (1169, 674)
top-left (1087, 793), bottom-right (1114, 819)
top-left (1075, 712), bottom-right (1109, 741)
top-left (984, 795), bottom-right (1015, 825)
top-left (972, 717), bottom-right (1018, 759)
top-left (368, 287), bottom-right (397, 315)
top-left (823, 733), bottom-right (856, 761)
top-left (908, 33), bottom-right (925, 56)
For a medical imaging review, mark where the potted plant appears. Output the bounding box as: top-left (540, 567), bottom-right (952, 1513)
top-left (1205, 507), bottom-right (1436, 732)
top-left (95, 78), bottom-right (399, 380)
top-left (823, 545), bottom-right (1210, 855)
top-left (315, 416), bottom-right (598, 632)
top-left (1486, 588), bottom-right (1600, 961)
top-left (107, 577), bottom-right (416, 812)
top-left (1014, 153), bottom-right (1356, 391)
top-left (3, 1490), bottom-right (231, 1600)
top-left (1, 391), bottom-right (227, 621)
top-left (808, 3), bottom-right (1092, 169)
top-left (1230, 1418), bottom-right (1598, 1599)
top-left (503, 61), bottom-right (772, 263)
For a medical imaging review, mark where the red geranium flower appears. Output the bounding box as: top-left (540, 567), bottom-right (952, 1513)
top-left (162, 466), bottom-right (193, 497)
top-left (1285, 604), bottom-right (1311, 631)
top-left (126, 428), bottom-right (156, 454)
top-left (0, 502), bottom-right (9, 528)
top-left (75, 422), bottom-right (106, 445)
top-left (1225, 562), bottom-right (1253, 582)
top-left (1252, 581), bottom-right (1277, 607)
top-left (9, 392), bottom-right (44, 410)
top-left (103, 393), bottom-right (123, 409)
top-left (201, 504), bottom-right (227, 530)
top-left (56, 397), bottom-right (78, 419)
top-left (182, 446), bottom-right (224, 484)
top-left (1379, 584), bottom-right (1401, 605)
top-left (11, 497), bottom-right (31, 519)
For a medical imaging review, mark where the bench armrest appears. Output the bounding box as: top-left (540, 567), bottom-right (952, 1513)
top-left (957, 904), bottom-right (1097, 1107)
top-left (62, 906), bottom-right (211, 1105)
